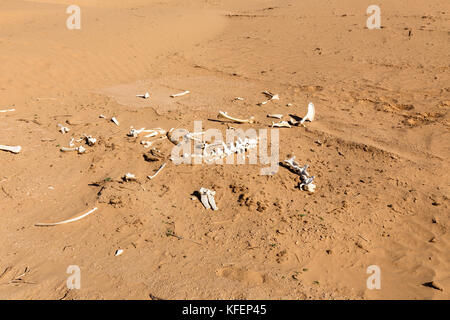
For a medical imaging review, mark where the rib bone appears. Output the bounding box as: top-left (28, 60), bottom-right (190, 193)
top-left (0, 145), bottom-right (21, 154)
top-left (218, 111), bottom-right (254, 124)
top-left (148, 163), bottom-right (166, 180)
top-left (35, 207), bottom-right (98, 226)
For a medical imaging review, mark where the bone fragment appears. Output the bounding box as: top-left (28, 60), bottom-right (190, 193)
top-left (199, 187), bottom-right (218, 211)
top-left (35, 207), bottom-right (98, 226)
top-left (111, 117), bottom-right (119, 126)
top-left (58, 124), bottom-right (70, 134)
top-left (300, 102), bottom-right (315, 124)
top-left (0, 108), bottom-right (15, 113)
top-left (84, 135), bottom-right (97, 146)
top-left (267, 114), bottom-right (283, 119)
top-left (123, 173), bottom-right (136, 181)
top-left (115, 249), bottom-right (124, 256)
top-left (0, 145), bottom-right (21, 154)
top-left (271, 121), bottom-right (291, 128)
top-left (170, 90), bottom-right (190, 98)
top-left (218, 111), bottom-right (254, 124)
top-left (136, 92), bottom-right (150, 99)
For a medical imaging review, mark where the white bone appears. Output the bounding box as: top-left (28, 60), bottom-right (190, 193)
top-left (147, 163), bottom-right (166, 180)
top-left (111, 117), bottom-right (119, 126)
top-left (233, 97), bottom-right (244, 101)
top-left (170, 90), bottom-right (190, 98)
top-left (35, 207), bottom-right (98, 226)
top-left (77, 146), bottom-right (86, 154)
top-left (58, 124), bottom-right (70, 134)
top-left (286, 103), bottom-right (293, 107)
top-left (69, 138), bottom-right (75, 147)
top-left (115, 249), bottom-right (124, 256)
top-left (99, 114), bottom-right (106, 119)
top-left (300, 102), bottom-right (315, 124)
top-left (60, 146), bottom-right (86, 154)
top-left (199, 187), bottom-right (218, 210)
top-left (271, 121), bottom-right (291, 128)
top-left (0, 145), bottom-right (21, 154)
top-left (289, 117), bottom-right (299, 126)
top-left (260, 91), bottom-right (280, 105)
top-left (136, 92), bottom-right (150, 99)
top-left (304, 183), bottom-right (316, 193)
top-left (84, 135), bottom-right (96, 146)
top-left (144, 128), bottom-right (166, 138)
top-left (123, 173), bottom-right (136, 181)
top-left (267, 114), bottom-right (283, 119)
top-left (0, 108), bottom-right (15, 113)
top-left (218, 111), bottom-right (255, 124)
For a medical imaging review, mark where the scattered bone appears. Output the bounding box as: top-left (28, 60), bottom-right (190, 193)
top-left (259, 91), bottom-right (280, 105)
top-left (300, 102), bottom-right (315, 124)
top-left (35, 207), bottom-right (98, 226)
top-left (289, 117), bottom-right (299, 126)
top-left (84, 135), bottom-right (97, 146)
top-left (271, 121), bottom-right (291, 128)
top-left (99, 114), bottom-right (106, 119)
top-left (148, 162), bottom-right (166, 180)
top-left (170, 90), bottom-right (190, 98)
top-left (123, 173), bottom-right (137, 182)
top-left (233, 97), bottom-right (244, 101)
top-left (58, 124), bottom-right (70, 134)
top-left (199, 188), bottom-right (218, 211)
top-left (136, 92), bottom-right (150, 99)
top-left (111, 117), bottom-right (120, 126)
top-left (0, 145), bottom-right (21, 154)
top-left (286, 103), bottom-right (293, 107)
top-left (144, 128), bottom-right (166, 138)
top-left (267, 114), bottom-right (283, 119)
top-left (60, 146), bottom-right (86, 154)
top-left (115, 249), bottom-right (124, 257)
top-left (0, 108), bottom-right (15, 113)
top-left (69, 138), bottom-right (75, 147)
top-left (218, 111), bottom-right (255, 124)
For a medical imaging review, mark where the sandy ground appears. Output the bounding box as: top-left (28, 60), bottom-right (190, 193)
top-left (0, 0), bottom-right (449, 299)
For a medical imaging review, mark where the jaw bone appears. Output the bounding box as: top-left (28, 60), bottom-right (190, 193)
top-left (0, 145), bottom-right (21, 154)
top-left (218, 111), bottom-right (255, 124)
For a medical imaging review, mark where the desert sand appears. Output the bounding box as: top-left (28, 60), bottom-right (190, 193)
top-left (0, 0), bottom-right (448, 299)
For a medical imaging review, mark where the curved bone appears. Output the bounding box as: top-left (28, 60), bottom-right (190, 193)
top-left (0, 145), bottom-right (21, 154)
top-left (35, 207), bottom-right (98, 226)
top-left (148, 163), bottom-right (166, 180)
top-left (300, 102), bottom-right (315, 124)
top-left (218, 111), bottom-right (254, 124)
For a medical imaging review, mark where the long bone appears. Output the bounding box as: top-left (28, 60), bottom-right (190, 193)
top-left (136, 92), bottom-right (150, 99)
top-left (218, 111), bottom-right (255, 124)
top-left (170, 90), bottom-right (190, 98)
top-left (267, 114), bottom-right (283, 119)
top-left (0, 108), bottom-right (15, 113)
top-left (0, 145), bottom-right (21, 154)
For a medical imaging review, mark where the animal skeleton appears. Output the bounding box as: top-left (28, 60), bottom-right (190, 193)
top-left (199, 188), bottom-right (218, 211)
top-left (170, 90), bottom-right (190, 98)
top-left (0, 145), bottom-right (21, 154)
top-left (218, 111), bottom-right (255, 124)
